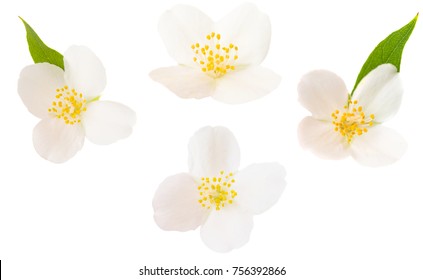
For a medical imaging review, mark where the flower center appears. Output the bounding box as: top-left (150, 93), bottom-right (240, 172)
top-left (331, 99), bottom-right (375, 143)
top-left (191, 32), bottom-right (238, 78)
top-left (48, 86), bottom-right (87, 125)
top-left (197, 170), bottom-right (238, 211)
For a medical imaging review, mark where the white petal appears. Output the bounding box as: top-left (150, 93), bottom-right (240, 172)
top-left (188, 126), bottom-right (240, 179)
top-left (353, 64), bottom-right (402, 122)
top-left (298, 70), bottom-right (348, 119)
top-left (33, 118), bottom-right (85, 163)
top-left (64, 46), bottom-right (106, 99)
top-left (158, 5), bottom-right (213, 66)
top-left (150, 66), bottom-right (215, 99)
top-left (298, 117), bottom-right (350, 160)
top-left (212, 66), bottom-right (281, 104)
top-left (235, 163), bottom-right (286, 215)
top-left (18, 63), bottom-right (65, 119)
top-left (215, 3), bottom-right (270, 66)
top-left (200, 207), bottom-right (253, 253)
top-left (82, 101), bottom-right (136, 145)
top-left (153, 173), bottom-right (208, 231)
top-left (350, 126), bottom-right (407, 167)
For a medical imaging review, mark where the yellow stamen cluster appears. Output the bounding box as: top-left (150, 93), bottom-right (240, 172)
top-left (197, 171), bottom-right (237, 211)
top-left (48, 86), bottom-right (87, 125)
top-left (332, 99), bottom-right (375, 143)
top-left (191, 32), bottom-right (238, 78)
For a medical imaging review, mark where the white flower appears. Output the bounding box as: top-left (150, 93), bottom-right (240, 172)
top-left (18, 46), bottom-right (136, 163)
top-left (298, 64), bottom-right (406, 166)
top-left (149, 3), bottom-right (281, 104)
top-left (153, 126), bottom-right (286, 252)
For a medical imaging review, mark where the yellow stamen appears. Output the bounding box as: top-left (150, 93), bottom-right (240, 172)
top-left (197, 171), bottom-right (237, 211)
top-left (191, 32), bottom-right (238, 78)
top-left (47, 86), bottom-right (87, 125)
top-left (331, 99), bottom-right (376, 143)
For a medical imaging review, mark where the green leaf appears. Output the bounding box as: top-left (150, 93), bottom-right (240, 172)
top-left (19, 17), bottom-right (64, 70)
top-left (351, 13), bottom-right (418, 95)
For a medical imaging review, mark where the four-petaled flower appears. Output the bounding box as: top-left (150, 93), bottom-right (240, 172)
top-left (150, 3), bottom-right (281, 104)
top-left (153, 126), bottom-right (286, 252)
top-left (298, 64), bottom-right (406, 166)
top-left (18, 46), bottom-right (136, 163)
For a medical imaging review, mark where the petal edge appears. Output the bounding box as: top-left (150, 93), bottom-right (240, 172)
top-left (215, 3), bottom-right (271, 66)
top-left (298, 70), bottom-right (348, 119)
top-left (158, 5), bottom-right (214, 66)
top-left (33, 118), bottom-right (85, 163)
top-left (354, 64), bottom-right (402, 123)
top-left (188, 126), bottom-right (240, 179)
top-left (153, 173), bottom-right (208, 231)
top-left (64, 46), bottom-right (106, 99)
top-left (150, 66), bottom-right (215, 99)
top-left (200, 207), bottom-right (253, 252)
top-left (298, 117), bottom-right (350, 160)
top-left (18, 63), bottom-right (65, 119)
top-left (235, 163), bottom-right (286, 215)
top-left (83, 101), bottom-right (136, 145)
top-left (350, 126), bottom-right (407, 167)
top-left (212, 66), bottom-right (280, 104)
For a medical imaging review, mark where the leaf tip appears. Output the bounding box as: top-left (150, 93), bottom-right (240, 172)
top-left (19, 16), bottom-right (31, 31)
top-left (409, 13), bottom-right (419, 26)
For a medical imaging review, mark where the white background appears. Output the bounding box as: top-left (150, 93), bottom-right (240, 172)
top-left (1, 0), bottom-right (422, 279)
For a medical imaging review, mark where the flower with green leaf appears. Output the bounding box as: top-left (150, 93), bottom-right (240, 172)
top-left (18, 19), bottom-right (136, 163)
top-left (298, 14), bottom-right (417, 166)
